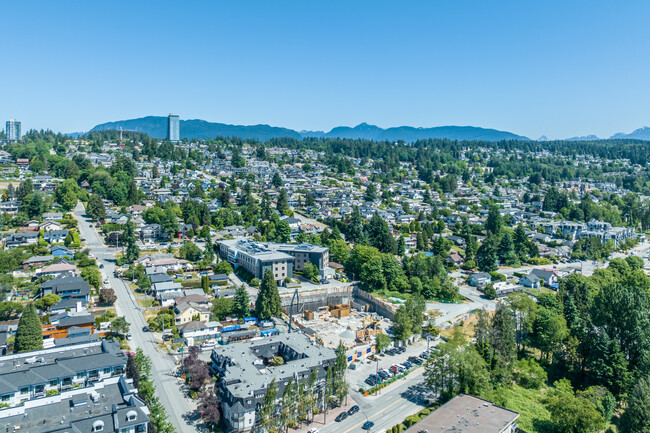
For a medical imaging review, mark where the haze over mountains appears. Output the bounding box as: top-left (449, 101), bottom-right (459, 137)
top-left (86, 116), bottom-right (650, 142)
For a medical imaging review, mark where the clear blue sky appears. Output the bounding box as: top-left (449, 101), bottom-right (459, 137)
top-left (2, 1), bottom-right (650, 139)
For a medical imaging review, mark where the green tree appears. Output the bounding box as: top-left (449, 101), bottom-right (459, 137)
top-left (346, 206), bottom-right (365, 244)
top-left (17, 179), bottom-right (33, 204)
top-left (396, 235), bottom-right (405, 256)
top-left (620, 377), bottom-right (650, 433)
top-left (366, 212), bottom-right (396, 254)
top-left (497, 231), bottom-right (516, 266)
top-left (485, 205), bottom-right (503, 235)
top-left (424, 341), bottom-right (491, 401)
top-left (476, 233), bottom-right (499, 272)
top-left (260, 378), bottom-right (278, 432)
top-left (178, 241), bottom-right (202, 262)
top-left (34, 293), bottom-right (61, 310)
top-left (110, 316), bottom-right (130, 336)
top-left (375, 333), bottom-right (391, 352)
top-left (276, 220), bottom-right (291, 243)
top-left (302, 262), bottom-right (318, 280)
top-left (27, 193), bottom-right (43, 219)
top-left (255, 270), bottom-right (282, 320)
top-left (81, 267), bottom-right (102, 289)
top-left (392, 305), bottom-right (413, 342)
top-left (138, 274), bottom-right (152, 294)
top-left (276, 188), bottom-right (289, 214)
top-left (545, 383), bottom-right (605, 433)
top-left (212, 297), bottom-right (234, 320)
top-left (14, 304), bottom-right (43, 353)
top-left (365, 183), bottom-right (377, 201)
top-left (233, 286), bottom-right (251, 318)
top-left (484, 284), bottom-right (498, 300)
top-left (533, 307), bottom-right (568, 362)
top-left (123, 221), bottom-right (140, 263)
top-left (272, 172), bottom-right (283, 188)
top-left (86, 194), bottom-right (106, 220)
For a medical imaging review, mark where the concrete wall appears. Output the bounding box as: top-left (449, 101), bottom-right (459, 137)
top-left (280, 285), bottom-right (397, 320)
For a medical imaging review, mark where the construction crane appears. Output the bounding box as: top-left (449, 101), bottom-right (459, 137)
top-left (288, 287), bottom-right (300, 333)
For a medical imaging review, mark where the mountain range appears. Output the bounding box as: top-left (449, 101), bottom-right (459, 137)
top-left (85, 116), bottom-right (650, 142)
top-left (88, 116), bottom-right (529, 142)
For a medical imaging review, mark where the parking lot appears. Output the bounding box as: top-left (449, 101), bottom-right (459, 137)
top-left (346, 338), bottom-right (440, 392)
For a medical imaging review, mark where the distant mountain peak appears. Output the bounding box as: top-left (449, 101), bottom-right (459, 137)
top-left (610, 126), bottom-right (650, 140)
top-left (87, 116), bottom-right (529, 142)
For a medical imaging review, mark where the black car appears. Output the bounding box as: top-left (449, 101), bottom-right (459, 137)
top-left (142, 326), bottom-right (150, 332)
top-left (99, 264), bottom-right (104, 269)
top-left (348, 405), bottom-right (359, 416)
top-left (335, 411), bottom-right (348, 422)
top-left (365, 377), bottom-right (377, 386)
top-left (397, 346), bottom-right (406, 353)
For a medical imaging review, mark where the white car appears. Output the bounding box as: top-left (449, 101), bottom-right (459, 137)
top-left (307, 429), bottom-right (319, 433)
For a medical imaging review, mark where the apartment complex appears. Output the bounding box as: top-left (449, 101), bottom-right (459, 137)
top-left (218, 239), bottom-right (329, 282)
top-left (0, 375), bottom-right (149, 433)
top-left (5, 119), bottom-right (21, 142)
top-left (167, 113), bottom-right (180, 142)
top-left (0, 340), bottom-right (126, 407)
top-left (210, 333), bottom-right (336, 432)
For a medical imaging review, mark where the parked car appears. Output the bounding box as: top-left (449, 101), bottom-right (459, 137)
top-left (142, 326), bottom-right (150, 332)
top-left (307, 429), bottom-right (319, 433)
top-left (99, 264), bottom-right (104, 269)
top-left (403, 361), bottom-right (413, 369)
top-left (365, 377), bottom-right (377, 386)
top-left (335, 412), bottom-right (348, 422)
top-left (348, 405), bottom-right (359, 416)
top-left (126, 333), bottom-right (133, 340)
top-left (362, 421), bottom-right (375, 430)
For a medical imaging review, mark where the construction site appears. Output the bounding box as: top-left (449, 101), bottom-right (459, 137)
top-left (291, 302), bottom-right (391, 351)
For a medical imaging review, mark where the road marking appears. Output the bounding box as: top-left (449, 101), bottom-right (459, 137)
top-left (339, 398), bottom-right (404, 433)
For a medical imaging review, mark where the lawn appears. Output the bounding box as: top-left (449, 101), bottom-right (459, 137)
top-left (480, 384), bottom-right (553, 433)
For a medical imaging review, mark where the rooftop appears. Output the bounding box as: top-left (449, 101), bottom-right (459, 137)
top-left (403, 394), bottom-right (519, 433)
top-left (211, 333), bottom-right (335, 399)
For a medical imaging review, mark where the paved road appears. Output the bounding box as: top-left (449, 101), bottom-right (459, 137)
top-left (74, 202), bottom-right (198, 433)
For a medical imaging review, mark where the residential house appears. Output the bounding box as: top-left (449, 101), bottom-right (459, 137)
top-left (43, 229), bottom-right (69, 243)
top-left (468, 272), bottom-right (491, 287)
top-left (529, 268), bottom-right (559, 288)
top-left (174, 301), bottom-right (211, 325)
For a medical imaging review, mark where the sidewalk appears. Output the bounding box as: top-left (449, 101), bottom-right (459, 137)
top-left (290, 398), bottom-right (358, 433)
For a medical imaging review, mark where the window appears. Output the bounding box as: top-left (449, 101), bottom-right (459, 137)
top-left (1, 395), bottom-right (10, 401)
top-left (92, 420), bottom-right (104, 432)
top-left (126, 410), bottom-right (138, 422)
top-left (104, 368), bottom-right (111, 374)
top-left (77, 373), bottom-right (85, 379)
top-left (49, 380), bottom-right (58, 387)
top-left (20, 388), bottom-right (28, 394)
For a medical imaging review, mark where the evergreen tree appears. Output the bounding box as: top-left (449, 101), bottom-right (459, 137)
top-left (305, 191), bottom-right (316, 207)
top-left (271, 172), bottom-right (283, 188)
top-left (497, 231), bottom-right (517, 266)
top-left (14, 304), bottom-right (43, 353)
top-left (396, 236), bottom-right (405, 256)
top-left (276, 188), bottom-right (289, 214)
top-left (86, 194), bottom-right (106, 220)
top-left (366, 212), bottom-right (396, 254)
top-left (364, 183), bottom-right (377, 201)
top-left (620, 377), bottom-right (650, 433)
top-left (261, 192), bottom-right (272, 220)
top-left (513, 224), bottom-right (529, 260)
top-left (476, 233), bottom-right (499, 272)
top-left (17, 179), bottom-right (33, 204)
top-left (233, 286), bottom-right (251, 318)
top-left (485, 205), bottom-right (503, 235)
top-left (27, 193), bottom-right (43, 219)
top-left (123, 221), bottom-right (140, 263)
top-left (346, 206), bottom-right (365, 244)
top-left (255, 270), bottom-right (282, 320)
